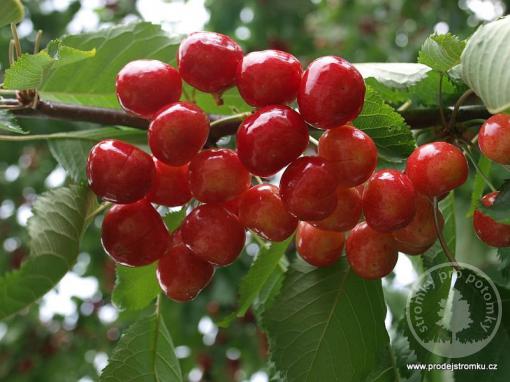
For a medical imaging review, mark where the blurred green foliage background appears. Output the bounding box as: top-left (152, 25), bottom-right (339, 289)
top-left (0, 1), bottom-right (509, 381)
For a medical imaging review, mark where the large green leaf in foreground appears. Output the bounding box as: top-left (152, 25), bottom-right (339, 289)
top-left (0, 185), bottom-right (96, 319)
top-left (264, 259), bottom-right (395, 382)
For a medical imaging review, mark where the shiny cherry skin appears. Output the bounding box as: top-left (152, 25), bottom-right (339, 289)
top-left (296, 222), bottom-right (345, 267)
top-left (237, 105), bottom-right (309, 177)
top-left (346, 222), bottom-right (398, 280)
top-left (478, 114), bottom-right (510, 165)
top-left (101, 200), bottom-right (170, 267)
top-left (392, 193), bottom-right (443, 255)
top-left (87, 139), bottom-right (154, 204)
top-left (236, 50), bottom-right (302, 107)
top-left (221, 195), bottom-right (241, 216)
top-left (280, 156), bottom-right (338, 221)
top-left (239, 184), bottom-right (298, 242)
top-left (181, 204), bottom-right (246, 266)
top-left (188, 148), bottom-right (251, 203)
top-left (177, 31), bottom-right (243, 94)
top-left (297, 56), bottom-right (365, 129)
top-left (149, 102), bottom-right (209, 166)
top-left (309, 187), bottom-right (362, 232)
top-left (318, 125), bottom-right (377, 187)
top-left (474, 192), bottom-right (510, 247)
top-left (146, 158), bottom-right (192, 207)
top-left (363, 169), bottom-right (416, 233)
top-left (115, 60), bottom-right (182, 119)
top-left (157, 230), bottom-right (214, 302)
top-left (406, 142), bottom-right (468, 197)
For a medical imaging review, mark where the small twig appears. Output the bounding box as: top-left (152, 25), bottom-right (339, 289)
top-left (433, 197), bottom-right (461, 271)
top-left (34, 30), bottom-right (43, 54)
top-left (10, 24), bottom-right (22, 58)
top-left (438, 73), bottom-right (448, 130)
top-left (448, 89), bottom-right (475, 132)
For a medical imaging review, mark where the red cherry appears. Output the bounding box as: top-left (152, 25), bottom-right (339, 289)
top-left (363, 169), bottom-right (416, 232)
top-left (87, 139), bottom-right (154, 204)
top-left (297, 56), bottom-right (365, 129)
top-left (393, 193), bottom-right (443, 255)
top-left (157, 230), bottom-right (214, 302)
top-left (239, 184), bottom-right (298, 241)
top-left (478, 114), bottom-right (510, 165)
top-left (296, 222), bottom-right (344, 267)
top-left (474, 192), bottom-right (510, 247)
top-left (318, 125), bottom-right (377, 187)
top-left (346, 222), bottom-right (398, 279)
top-left (236, 105), bottom-right (309, 177)
top-left (221, 195), bottom-right (241, 216)
top-left (115, 60), bottom-right (181, 119)
top-left (188, 148), bottom-right (251, 203)
top-left (101, 200), bottom-right (170, 267)
top-left (181, 204), bottom-right (246, 266)
top-left (149, 102), bottom-right (209, 166)
top-left (280, 156), bottom-right (338, 220)
top-left (309, 187), bottom-right (362, 232)
top-left (146, 158), bottom-right (192, 207)
top-left (406, 142), bottom-right (468, 197)
top-left (177, 31), bottom-right (243, 93)
top-left (236, 50), bottom-right (302, 107)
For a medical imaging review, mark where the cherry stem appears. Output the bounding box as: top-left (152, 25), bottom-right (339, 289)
top-left (34, 30), bottom-right (43, 54)
top-left (254, 176), bottom-right (263, 185)
top-left (309, 136), bottom-right (319, 147)
top-left (433, 196), bottom-right (461, 271)
top-left (448, 89), bottom-right (475, 132)
top-left (462, 145), bottom-right (496, 192)
top-left (10, 24), bottom-right (22, 59)
top-left (85, 202), bottom-right (111, 221)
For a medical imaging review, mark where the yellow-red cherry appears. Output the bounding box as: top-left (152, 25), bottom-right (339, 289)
top-left (146, 158), bottom-right (192, 207)
top-left (101, 200), bottom-right (170, 267)
top-left (362, 169), bottom-right (416, 233)
top-left (177, 31), bottom-right (243, 94)
top-left (236, 105), bottom-right (309, 177)
top-left (157, 230), bottom-right (214, 302)
top-left (318, 125), bottom-right (377, 187)
top-left (346, 222), bottom-right (398, 280)
top-left (279, 156), bottom-right (338, 221)
top-left (473, 192), bottom-right (510, 247)
top-left (296, 221), bottom-right (345, 267)
top-left (392, 193), bottom-right (443, 255)
top-left (181, 204), bottom-right (246, 266)
top-left (115, 59), bottom-right (181, 119)
top-left (87, 139), bottom-right (154, 204)
top-left (297, 56), bottom-right (365, 129)
top-left (188, 148), bottom-right (251, 203)
top-left (406, 142), bottom-right (468, 197)
top-left (478, 114), bottom-right (510, 165)
top-left (149, 102), bottom-right (209, 166)
top-left (236, 50), bottom-right (302, 107)
top-left (238, 184), bottom-right (298, 242)
top-left (309, 187), bottom-right (362, 232)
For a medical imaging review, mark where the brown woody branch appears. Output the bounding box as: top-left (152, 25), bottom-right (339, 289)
top-left (9, 100), bottom-right (491, 138)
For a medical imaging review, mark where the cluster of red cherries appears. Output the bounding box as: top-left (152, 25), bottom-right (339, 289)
top-left (86, 31), bottom-right (510, 302)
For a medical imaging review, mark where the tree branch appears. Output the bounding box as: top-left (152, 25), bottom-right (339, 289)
top-left (8, 100), bottom-right (491, 140)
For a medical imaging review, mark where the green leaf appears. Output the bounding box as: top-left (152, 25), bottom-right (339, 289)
top-left (467, 155), bottom-right (492, 217)
top-left (0, 185), bottom-right (96, 319)
top-left (355, 62), bottom-right (431, 88)
top-left (218, 237), bottom-right (292, 328)
top-left (0, 109), bottom-right (26, 134)
top-left (0, 0), bottom-right (24, 28)
top-left (264, 258), bottom-right (395, 382)
top-left (479, 180), bottom-right (510, 224)
top-left (163, 208), bottom-right (187, 232)
top-left (4, 40), bottom-right (95, 90)
top-left (112, 264), bottom-right (160, 311)
top-left (418, 33), bottom-right (466, 73)
top-left (462, 15), bottom-right (510, 113)
top-left (353, 85), bottom-right (416, 158)
top-left (100, 313), bottom-right (183, 382)
top-left (497, 248), bottom-right (510, 284)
